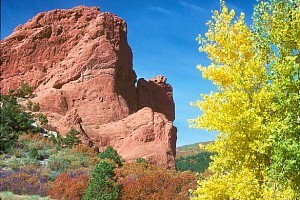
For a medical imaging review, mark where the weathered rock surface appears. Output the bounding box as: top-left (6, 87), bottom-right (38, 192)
top-left (0, 6), bottom-right (176, 168)
top-left (84, 107), bottom-right (177, 169)
top-left (137, 75), bottom-right (175, 121)
top-left (1, 6), bottom-right (137, 124)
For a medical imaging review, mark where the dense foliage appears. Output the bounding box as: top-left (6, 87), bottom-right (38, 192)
top-left (0, 165), bottom-right (50, 196)
top-left (0, 98), bottom-right (199, 200)
top-left (254, 0), bottom-right (300, 194)
top-left (190, 0), bottom-right (300, 199)
top-left (176, 152), bottom-right (212, 172)
top-left (63, 129), bottom-right (82, 148)
top-left (8, 82), bottom-right (33, 98)
top-left (99, 146), bottom-right (123, 167)
top-left (0, 76), bottom-right (206, 200)
top-left (0, 133), bottom-right (99, 198)
top-left (84, 161), bottom-right (119, 200)
top-left (115, 162), bottom-right (197, 200)
top-left (48, 172), bottom-right (90, 200)
top-left (0, 95), bottom-right (37, 153)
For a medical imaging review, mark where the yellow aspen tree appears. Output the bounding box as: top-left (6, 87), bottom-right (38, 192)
top-left (190, 0), bottom-right (299, 199)
top-left (253, 0), bottom-right (300, 197)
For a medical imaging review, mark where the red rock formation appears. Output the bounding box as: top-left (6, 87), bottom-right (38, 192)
top-left (84, 107), bottom-right (177, 169)
top-left (0, 6), bottom-right (176, 169)
top-left (1, 6), bottom-right (137, 124)
top-left (137, 75), bottom-right (175, 121)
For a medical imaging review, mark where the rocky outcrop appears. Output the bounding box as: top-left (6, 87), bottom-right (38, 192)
top-left (84, 107), bottom-right (177, 169)
top-left (0, 6), bottom-right (176, 168)
top-left (137, 75), bottom-right (175, 121)
top-left (1, 6), bottom-right (137, 124)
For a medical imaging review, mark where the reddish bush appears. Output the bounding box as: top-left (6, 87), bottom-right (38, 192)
top-left (115, 163), bottom-right (197, 200)
top-left (48, 172), bottom-right (90, 200)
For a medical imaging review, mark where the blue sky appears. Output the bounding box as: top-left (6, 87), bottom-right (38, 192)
top-left (1, 0), bottom-right (257, 146)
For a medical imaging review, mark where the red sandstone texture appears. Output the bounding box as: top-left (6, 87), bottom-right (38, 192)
top-left (0, 6), bottom-right (177, 168)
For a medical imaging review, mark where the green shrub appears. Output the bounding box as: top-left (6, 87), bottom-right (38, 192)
top-left (38, 150), bottom-right (51, 160)
top-left (37, 113), bottom-right (48, 126)
top-left (0, 95), bottom-right (38, 153)
top-left (13, 148), bottom-right (25, 158)
top-left (6, 157), bottom-right (38, 170)
top-left (49, 133), bottom-right (64, 146)
top-left (18, 134), bottom-right (60, 153)
top-left (26, 100), bottom-right (33, 110)
top-left (6, 158), bottom-right (24, 170)
top-left (48, 149), bottom-right (90, 172)
top-left (136, 157), bottom-right (148, 164)
top-left (176, 152), bottom-right (213, 172)
top-left (99, 146), bottom-right (123, 167)
top-left (84, 161), bottom-right (119, 200)
top-left (28, 148), bottom-right (49, 160)
top-left (10, 82), bottom-right (33, 98)
top-left (29, 148), bottom-right (39, 159)
top-left (0, 154), bottom-right (6, 167)
top-left (26, 101), bottom-right (42, 113)
top-left (63, 129), bottom-right (81, 148)
top-left (32, 102), bottom-right (40, 112)
top-left (0, 191), bottom-right (50, 200)
top-left (48, 153), bottom-right (71, 172)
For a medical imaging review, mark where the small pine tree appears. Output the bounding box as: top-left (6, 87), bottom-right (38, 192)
top-left (83, 161), bottom-right (119, 200)
top-left (0, 95), bottom-right (37, 153)
top-left (99, 146), bottom-right (123, 167)
top-left (63, 129), bottom-right (81, 148)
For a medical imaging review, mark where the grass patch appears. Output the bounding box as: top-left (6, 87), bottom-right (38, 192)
top-left (0, 191), bottom-right (50, 200)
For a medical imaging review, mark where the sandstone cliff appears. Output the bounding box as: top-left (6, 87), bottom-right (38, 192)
top-left (0, 6), bottom-right (177, 168)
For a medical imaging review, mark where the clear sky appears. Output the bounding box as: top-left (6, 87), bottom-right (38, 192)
top-left (1, 0), bottom-right (257, 146)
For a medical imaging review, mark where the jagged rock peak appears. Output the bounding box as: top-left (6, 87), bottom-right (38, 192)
top-left (0, 6), bottom-right (177, 169)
